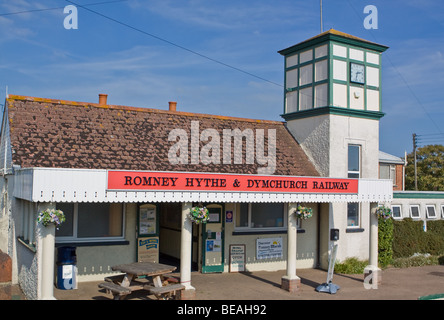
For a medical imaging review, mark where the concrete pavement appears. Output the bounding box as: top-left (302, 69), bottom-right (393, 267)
top-left (2, 265), bottom-right (443, 300)
top-left (50, 265), bottom-right (444, 300)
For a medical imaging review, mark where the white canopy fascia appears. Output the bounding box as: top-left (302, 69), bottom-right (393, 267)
top-left (13, 167), bottom-right (393, 203)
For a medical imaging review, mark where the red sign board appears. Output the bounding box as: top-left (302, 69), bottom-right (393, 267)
top-left (107, 171), bottom-right (358, 194)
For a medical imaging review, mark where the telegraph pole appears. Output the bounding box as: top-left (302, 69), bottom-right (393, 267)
top-left (413, 133), bottom-right (417, 190)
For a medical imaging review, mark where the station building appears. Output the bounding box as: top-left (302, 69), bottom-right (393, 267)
top-left (0, 30), bottom-right (397, 299)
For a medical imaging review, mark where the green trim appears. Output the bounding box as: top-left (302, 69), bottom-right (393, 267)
top-left (278, 32), bottom-right (388, 56)
top-left (418, 293), bottom-right (444, 300)
top-left (281, 106), bottom-right (385, 121)
top-left (393, 192), bottom-right (444, 199)
top-left (201, 203), bottom-right (225, 273)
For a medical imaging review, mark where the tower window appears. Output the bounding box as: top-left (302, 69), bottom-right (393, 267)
top-left (348, 145), bottom-right (360, 178)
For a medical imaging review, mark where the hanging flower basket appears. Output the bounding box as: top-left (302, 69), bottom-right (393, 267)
top-left (295, 205), bottom-right (313, 220)
top-left (375, 206), bottom-right (392, 220)
top-left (189, 206), bottom-right (210, 224)
top-left (37, 209), bottom-right (65, 229)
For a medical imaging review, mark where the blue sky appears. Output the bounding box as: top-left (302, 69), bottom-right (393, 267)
top-left (0, 0), bottom-right (443, 158)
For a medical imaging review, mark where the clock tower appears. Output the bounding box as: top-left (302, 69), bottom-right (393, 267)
top-left (278, 29), bottom-right (388, 178)
top-left (279, 30), bottom-right (389, 269)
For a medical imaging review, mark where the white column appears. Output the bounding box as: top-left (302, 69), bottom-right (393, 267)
top-left (369, 203), bottom-right (379, 267)
top-left (39, 223), bottom-right (56, 300)
top-left (281, 203), bottom-right (300, 292)
top-left (364, 203), bottom-right (381, 288)
top-left (180, 202), bottom-right (195, 291)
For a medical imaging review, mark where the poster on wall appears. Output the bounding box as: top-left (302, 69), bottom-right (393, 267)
top-left (256, 237), bottom-right (283, 260)
top-left (138, 237), bottom-right (159, 263)
top-left (229, 244), bottom-right (246, 272)
top-left (206, 240), bottom-right (222, 252)
top-left (139, 207), bottom-right (156, 235)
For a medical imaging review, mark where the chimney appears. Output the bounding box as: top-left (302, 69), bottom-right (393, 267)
top-left (169, 101), bottom-right (177, 111)
top-left (99, 94), bottom-right (108, 105)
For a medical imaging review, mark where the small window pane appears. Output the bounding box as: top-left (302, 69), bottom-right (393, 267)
top-left (315, 44), bottom-right (328, 58)
top-left (347, 203), bottom-right (359, 227)
top-left (286, 54), bottom-right (298, 68)
top-left (236, 203), bottom-right (249, 227)
top-left (286, 69), bottom-right (298, 89)
top-left (251, 203), bottom-right (284, 228)
top-left (299, 64), bottom-right (313, 86)
top-left (315, 83), bottom-right (328, 108)
top-left (285, 91), bottom-right (298, 113)
top-left (410, 206), bottom-right (420, 219)
top-left (391, 205), bottom-right (401, 219)
top-left (348, 145), bottom-right (360, 178)
top-left (315, 60), bottom-right (328, 82)
top-left (299, 49), bottom-right (313, 64)
top-left (78, 203), bottom-right (123, 238)
top-left (56, 203), bottom-right (74, 237)
top-left (426, 206), bottom-right (436, 219)
top-left (299, 87), bottom-right (313, 110)
top-left (379, 164), bottom-right (390, 179)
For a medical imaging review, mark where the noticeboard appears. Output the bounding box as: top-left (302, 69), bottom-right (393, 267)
top-left (137, 237), bottom-right (159, 263)
top-left (256, 237), bottom-right (283, 260)
top-left (139, 204), bottom-right (157, 236)
top-left (229, 244), bottom-right (246, 272)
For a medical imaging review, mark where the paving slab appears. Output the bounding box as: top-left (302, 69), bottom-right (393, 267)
top-left (49, 265), bottom-right (444, 301)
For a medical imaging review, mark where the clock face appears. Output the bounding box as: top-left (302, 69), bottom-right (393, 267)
top-left (350, 63), bottom-right (365, 84)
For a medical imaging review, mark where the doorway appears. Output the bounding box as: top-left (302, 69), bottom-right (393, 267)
top-left (201, 203), bottom-right (225, 273)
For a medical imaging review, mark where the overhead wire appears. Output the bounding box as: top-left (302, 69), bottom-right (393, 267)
top-left (65, 0), bottom-right (284, 88)
top-left (0, 0), bottom-right (129, 17)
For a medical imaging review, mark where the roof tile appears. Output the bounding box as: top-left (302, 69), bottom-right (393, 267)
top-left (6, 95), bottom-right (319, 176)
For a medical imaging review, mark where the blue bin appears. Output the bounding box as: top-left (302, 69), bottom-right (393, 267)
top-left (56, 247), bottom-right (77, 290)
top-left (57, 247), bottom-right (76, 264)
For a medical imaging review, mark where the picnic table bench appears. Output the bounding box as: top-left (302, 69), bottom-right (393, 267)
top-left (98, 262), bottom-right (182, 300)
top-left (146, 283), bottom-right (185, 300)
top-left (98, 282), bottom-right (131, 300)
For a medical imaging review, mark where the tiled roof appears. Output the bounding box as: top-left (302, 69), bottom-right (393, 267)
top-left (5, 95), bottom-right (319, 176)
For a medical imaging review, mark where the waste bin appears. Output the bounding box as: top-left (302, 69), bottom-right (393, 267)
top-left (56, 247), bottom-right (77, 290)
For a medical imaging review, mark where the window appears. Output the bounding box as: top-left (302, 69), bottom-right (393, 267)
top-left (299, 87), bottom-right (313, 110)
top-left (379, 164), bottom-right (396, 186)
top-left (409, 205), bottom-right (420, 219)
top-left (391, 205), bottom-right (402, 219)
top-left (236, 203), bottom-right (285, 230)
top-left (442, 205), bottom-right (444, 219)
top-left (20, 200), bottom-right (36, 247)
top-left (56, 203), bottom-right (124, 242)
top-left (426, 205), bottom-right (437, 219)
top-left (348, 145), bottom-right (360, 178)
top-left (347, 203), bottom-right (360, 227)
top-left (299, 64), bottom-right (313, 86)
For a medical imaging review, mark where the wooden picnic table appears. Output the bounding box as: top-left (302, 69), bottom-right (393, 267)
top-left (98, 262), bottom-right (184, 300)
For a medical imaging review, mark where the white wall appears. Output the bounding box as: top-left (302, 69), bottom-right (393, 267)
top-left (224, 203), bottom-right (319, 272)
top-left (286, 114), bottom-right (380, 265)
